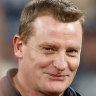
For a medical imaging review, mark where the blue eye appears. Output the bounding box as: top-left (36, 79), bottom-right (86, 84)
top-left (68, 50), bottom-right (76, 53)
top-left (42, 46), bottom-right (58, 54)
top-left (45, 47), bottom-right (52, 51)
top-left (43, 47), bottom-right (55, 54)
top-left (66, 49), bottom-right (78, 57)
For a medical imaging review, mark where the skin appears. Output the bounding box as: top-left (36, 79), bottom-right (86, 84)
top-left (13, 15), bottom-right (82, 96)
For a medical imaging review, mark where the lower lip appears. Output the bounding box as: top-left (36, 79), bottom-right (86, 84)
top-left (47, 74), bottom-right (68, 81)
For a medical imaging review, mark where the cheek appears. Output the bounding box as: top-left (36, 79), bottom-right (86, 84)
top-left (25, 51), bottom-right (53, 69)
top-left (68, 57), bottom-right (80, 71)
top-left (34, 56), bottom-right (53, 68)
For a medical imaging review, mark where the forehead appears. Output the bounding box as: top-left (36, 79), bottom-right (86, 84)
top-left (30, 15), bottom-right (82, 46)
top-left (33, 15), bottom-right (82, 34)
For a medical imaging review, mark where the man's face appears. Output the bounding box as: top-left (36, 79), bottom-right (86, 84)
top-left (17, 15), bottom-right (82, 95)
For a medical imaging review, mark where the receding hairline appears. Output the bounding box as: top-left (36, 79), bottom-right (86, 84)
top-left (29, 13), bottom-right (83, 37)
top-left (18, 0), bottom-right (84, 44)
top-left (20, 0), bottom-right (84, 25)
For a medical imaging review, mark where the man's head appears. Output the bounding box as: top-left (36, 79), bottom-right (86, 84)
top-left (13, 0), bottom-right (84, 96)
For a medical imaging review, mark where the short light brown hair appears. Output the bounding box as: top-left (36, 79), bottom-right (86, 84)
top-left (19, 0), bottom-right (84, 44)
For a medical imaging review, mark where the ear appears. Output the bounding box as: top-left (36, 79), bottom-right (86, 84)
top-left (13, 34), bottom-right (23, 58)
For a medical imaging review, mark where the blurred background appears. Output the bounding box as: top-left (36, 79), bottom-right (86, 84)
top-left (0, 0), bottom-right (96, 96)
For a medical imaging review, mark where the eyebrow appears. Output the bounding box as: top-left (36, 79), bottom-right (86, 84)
top-left (38, 42), bottom-right (59, 49)
top-left (67, 47), bottom-right (81, 51)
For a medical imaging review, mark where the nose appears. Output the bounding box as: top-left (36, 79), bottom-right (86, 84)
top-left (53, 53), bottom-right (68, 71)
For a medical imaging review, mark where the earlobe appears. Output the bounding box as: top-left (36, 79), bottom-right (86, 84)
top-left (13, 34), bottom-right (23, 58)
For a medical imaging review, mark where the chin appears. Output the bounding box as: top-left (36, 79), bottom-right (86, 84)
top-left (44, 83), bottom-right (67, 95)
top-left (49, 87), bottom-right (65, 93)
top-left (43, 88), bottom-right (64, 96)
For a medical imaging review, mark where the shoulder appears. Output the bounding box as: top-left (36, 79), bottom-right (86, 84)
top-left (65, 87), bottom-right (81, 96)
top-left (0, 69), bottom-right (21, 96)
top-left (0, 76), bottom-right (10, 95)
